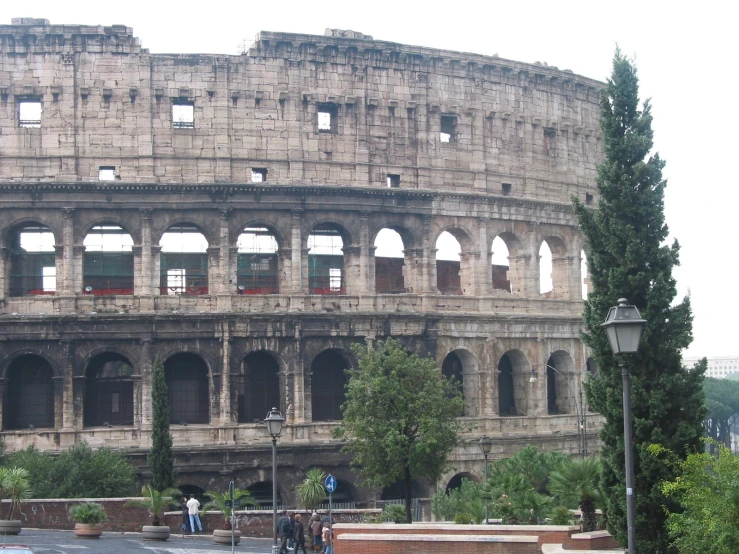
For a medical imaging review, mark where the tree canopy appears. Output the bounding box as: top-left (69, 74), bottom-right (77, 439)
top-left (703, 376), bottom-right (739, 450)
top-left (148, 356), bottom-right (176, 490)
top-left (333, 338), bottom-right (463, 523)
top-left (573, 49), bottom-right (705, 553)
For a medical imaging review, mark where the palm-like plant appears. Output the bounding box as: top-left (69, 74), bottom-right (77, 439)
top-left (549, 457), bottom-right (601, 532)
top-left (0, 467), bottom-right (32, 520)
top-left (296, 468), bottom-right (327, 511)
top-left (201, 489), bottom-right (260, 530)
top-left (124, 485), bottom-right (181, 526)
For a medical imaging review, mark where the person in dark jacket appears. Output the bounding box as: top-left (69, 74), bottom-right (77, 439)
top-left (293, 513), bottom-right (307, 554)
top-left (277, 510), bottom-right (293, 554)
top-left (180, 497), bottom-right (189, 534)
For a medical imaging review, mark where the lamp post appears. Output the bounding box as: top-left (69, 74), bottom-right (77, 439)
top-left (265, 407), bottom-right (284, 554)
top-left (478, 435), bottom-right (493, 524)
top-left (529, 365), bottom-right (587, 457)
top-left (601, 298), bottom-right (646, 554)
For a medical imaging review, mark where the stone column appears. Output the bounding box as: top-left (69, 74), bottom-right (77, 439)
top-left (140, 338), bottom-right (153, 426)
top-left (152, 246), bottom-right (162, 296)
top-left (60, 340), bottom-right (75, 433)
top-left (73, 375), bottom-right (85, 431)
top-left (0, 248), bottom-right (8, 303)
top-left (206, 247), bottom-right (220, 296)
top-left (551, 255), bottom-right (571, 299)
top-left (0, 380), bottom-right (5, 430)
top-left (139, 208), bottom-right (153, 296)
top-left (290, 210), bottom-right (304, 293)
top-left (219, 321), bottom-right (233, 425)
top-left (459, 250), bottom-right (481, 296)
top-left (477, 217), bottom-right (492, 296)
top-left (277, 248), bottom-right (293, 294)
top-left (218, 209), bottom-right (231, 294)
top-left (359, 213), bottom-right (372, 293)
top-left (342, 246), bottom-right (362, 296)
top-left (60, 208), bottom-right (75, 296)
top-left (72, 245), bottom-right (86, 294)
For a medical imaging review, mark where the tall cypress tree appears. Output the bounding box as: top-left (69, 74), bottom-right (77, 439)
top-left (148, 356), bottom-right (176, 490)
top-left (574, 50), bottom-right (705, 553)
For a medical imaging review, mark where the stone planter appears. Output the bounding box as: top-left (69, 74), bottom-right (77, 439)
top-left (0, 520), bottom-right (22, 535)
top-left (74, 523), bottom-right (103, 538)
top-left (212, 528), bottom-right (241, 545)
top-left (142, 525), bottom-right (170, 541)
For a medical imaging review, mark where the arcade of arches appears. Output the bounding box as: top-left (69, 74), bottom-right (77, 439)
top-left (0, 346), bottom-right (593, 431)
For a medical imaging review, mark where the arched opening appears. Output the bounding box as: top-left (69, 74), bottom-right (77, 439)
top-left (374, 228), bottom-right (406, 293)
top-left (381, 479), bottom-right (423, 500)
top-left (491, 236), bottom-right (511, 292)
top-left (539, 241), bottom-right (553, 295)
top-left (7, 224), bottom-right (56, 297)
top-left (441, 349), bottom-right (476, 417)
top-left (436, 231), bottom-right (461, 295)
top-left (247, 481), bottom-right (282, 509)
top-left (498, 350), bottom-right (531, 416)
top-left (4, 355), bottom-right (54, 430)
top-left (581, 250), bottom-right (589, 300)
top-left (547, 351), bottom-right (576, 415)
top-left (586, 357), bottom-right (598, 377)
top-left (311, 350), bottom-right (349, 421)
top-left (318, 480), bottom-right (355, 507)
top-left (237, 227), bottom-right (279, 294)
top-left (159, 224), bottom-right (209, 295)
top-left (179, 484), bottom-right (207, 503)
top-left (445, 472), bottom-right (478, 493)
top-left (308, 225), bottom-right (344, 294)
top-left (165, 353), bottom-right (209, 424)
top-left (238, 351), bottom-right (280, 424)
top-left (83, 225), bottom-right (134, 295)
top-left (84, 353), bottom-right (134, 427)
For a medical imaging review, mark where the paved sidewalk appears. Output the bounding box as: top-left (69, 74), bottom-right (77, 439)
top-left (2, 528), bottom-right (274, 554)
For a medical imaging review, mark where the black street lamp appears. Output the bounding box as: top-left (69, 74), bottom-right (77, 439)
top-left (602, 298), bottom-right (646, 554)
top-left (265, 407), bottom-right (284, 554)
top-left (478, 435), bottom-right (493, 524)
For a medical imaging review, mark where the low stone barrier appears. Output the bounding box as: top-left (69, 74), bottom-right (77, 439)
top-left (336, 532), bottom-right (540, 554)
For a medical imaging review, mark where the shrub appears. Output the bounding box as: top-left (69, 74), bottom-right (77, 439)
top-left (550, 505), bottom-right (574, 525)
top-left (69, 502), bottom-right (108, 524)
top-left (379, 504), bottom-right (407, 523)
top-left (454, 512), bottom-right (473, 524)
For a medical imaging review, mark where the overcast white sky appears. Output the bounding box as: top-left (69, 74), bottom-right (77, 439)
top-left (3, 0), bottom-right (735, 358)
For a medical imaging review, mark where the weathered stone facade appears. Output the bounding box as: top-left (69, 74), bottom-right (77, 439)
top-left (0, 19), bottom-right (602, 507)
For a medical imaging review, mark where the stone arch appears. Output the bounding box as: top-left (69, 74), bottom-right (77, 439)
top-left (82, 223), bottom-right (134, 295)
top-left (539, 235), bottom-right (569, 299)
top-left (490, 231), bottom-right (525, 295)
top-left (381, 479), bottom-right (423, 500)
top-left (332, 479), bottom-right (357, 504)
top-left (4, 354), bottom-right (55, 430)
top-left (445, 472), bottom-right (479, 493)
top-left (79, 217), bottom-right (140, 246)
top-left (233, 218), bottom-right (288, 250)
top-left (247, 481), bottom-right (284, 508)
top-left (546, 350), bottom-right (576, 415)
top-left (237, 226), bottom-right (280, 294)
top-left (5, 222), bottom-right (57, 297)
top-left (152, 217), bottom-right (218, 249)
top-left (159, 223), bottom-right (209, 296)
top-left (179, 484), bottom-right (207, 502)
top-left (238, 351), bottom-right (280, 424)
top-left (373, 227), bottom-right (407, 294)
top-left (497, 350), bottom-right (531, 416)
top-left (83, 352), bottom-right (134, 427)
top-left (164, 352), bottom-right (210, 424)
top-left (2, 217), bottom-right (60, 246)
top-left (307, 223), bottom-right (348, 295)
top-left (441, 349), bottom-right (477, 417)
top-left (309, 348), bottom-right (351, 422)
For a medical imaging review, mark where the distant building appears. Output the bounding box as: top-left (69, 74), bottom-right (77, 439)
top-left (684, 356), bottom-right (739, 379)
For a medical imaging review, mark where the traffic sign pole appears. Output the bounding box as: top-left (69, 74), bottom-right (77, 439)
top-left (229, 480), bottom-right (235, 554)
top-left (325, 474), bottom-right (337, 551)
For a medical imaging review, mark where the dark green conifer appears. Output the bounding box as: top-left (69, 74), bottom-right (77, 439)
top-left (574, 50), bottom-right (705, 553)
top-left (148, 356), bottom-right (176, 490)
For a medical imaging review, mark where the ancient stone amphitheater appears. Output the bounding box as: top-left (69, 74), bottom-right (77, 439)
top-left (0, 19), bottom-right (602, 508)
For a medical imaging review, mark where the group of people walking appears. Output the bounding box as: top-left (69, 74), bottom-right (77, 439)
top-left (277, 511), bottom-right (335, 554)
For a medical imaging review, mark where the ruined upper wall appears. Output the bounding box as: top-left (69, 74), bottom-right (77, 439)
top-left (0, 20), bottom-right (604, 205)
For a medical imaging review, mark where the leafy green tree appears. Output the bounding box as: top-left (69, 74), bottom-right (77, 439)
top-left (296, 468), bottom-right (327, 511)
top-left (703, 376), bottom-right (739, 450)
top-left (431, 479), bottom-right (484, 522)
top-left (124, 485), bottom-right (182, 526)
top-left (487, 446), bottom-right (568, 495)
top-left (149, 356), bottom-right (176, 490)
top-left (334, 338), bottom-right (463, 523)
top-left (549, 457), bottom-right (601, 532)
top-left (7, 446), bottom-right (55, 498)
top-left (573, 49), bottom-right (706, 552)
top-left (655, 443), bottom-right (739, 554)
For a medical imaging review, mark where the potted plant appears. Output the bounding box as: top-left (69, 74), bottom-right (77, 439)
top-left (296, 468), bottom-right (327, 512)
top-left (69, 502), bottom-right (108, 538)
top-left (201, 488), bottom-right (259, 545)
top-left (125, 485), bottom-right (181, 541)
top-left (0, 467), bottom-right (32, 535)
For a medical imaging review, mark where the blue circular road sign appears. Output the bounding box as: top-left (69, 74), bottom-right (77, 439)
top-left (325, 474), bottom-right (337, 493)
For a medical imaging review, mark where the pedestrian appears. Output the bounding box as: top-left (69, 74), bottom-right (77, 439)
top-left (310, 514), bottom-right (323, 552)
top-left (288, 511), bottom-right (296, 550)
top-left (180, 497), bottom-right (189, 534)
top-left (293, 513), bottom-right (307, 554)
top-left (277, 510), bottom-right (292, 554)
top-left (186, 494), bottom-right (203, 534)
top-left (321, 523), bottom-right (335, 554)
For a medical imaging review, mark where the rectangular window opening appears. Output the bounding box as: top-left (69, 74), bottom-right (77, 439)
top-left (42, 266), bottom-right (56, 293)
top-left (440, 115), bottom-right (456, 143)
top-left (585, 193), bottom-right (594, 205)
top-left (99, 166), bottom-right (116, 181)
top-left (19, 99), bottom-right (42, 128)
top-left (329, 268), bottom-right (342, 292)
top-left (167, 269), bottom-right (186, 295)
top-left (317, 103), bottom-right (338, 133)
top-left (387, 174), bottom-right (401, 188)
top-left (172, 101), bottom-right (195, 129)
top-left (502, 183), bottom-right (512, 196)
top-left (251, 168), bottom-right (268, 183)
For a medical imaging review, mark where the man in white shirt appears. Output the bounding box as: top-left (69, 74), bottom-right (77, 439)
top-left (186, 494), bottom-right (203, 533)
